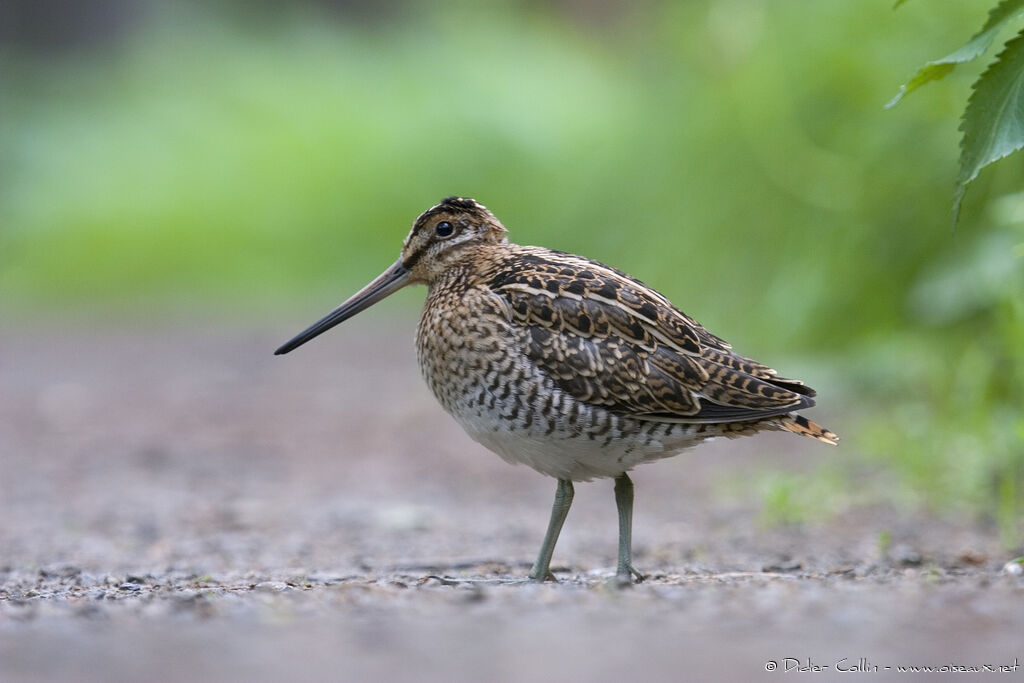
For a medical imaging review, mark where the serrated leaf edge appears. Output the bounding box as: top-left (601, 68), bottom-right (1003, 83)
top-left (953, 28), bottom-right (1024, 226)
top-left (888, 0), bottom-right (1024, 108)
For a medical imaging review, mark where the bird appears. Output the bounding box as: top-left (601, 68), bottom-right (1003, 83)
top-left (275, 196), bottom-right (838, 584)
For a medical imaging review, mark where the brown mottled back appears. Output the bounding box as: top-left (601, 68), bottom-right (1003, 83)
top-left (485, 246), bottom-right (828, 430)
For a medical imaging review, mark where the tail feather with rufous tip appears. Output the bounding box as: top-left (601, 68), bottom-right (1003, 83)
top-left (777, 412), bottom-right (839, 445)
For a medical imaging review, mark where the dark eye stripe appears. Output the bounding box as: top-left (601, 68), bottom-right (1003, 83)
top-left (402, 248), bottom-right (424, 270)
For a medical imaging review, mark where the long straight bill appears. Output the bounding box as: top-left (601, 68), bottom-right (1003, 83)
top-left (274, 259), bottom-right (411, 355)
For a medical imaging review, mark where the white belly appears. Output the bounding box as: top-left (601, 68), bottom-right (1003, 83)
top-left (447, 388), bottom-right (707, 482)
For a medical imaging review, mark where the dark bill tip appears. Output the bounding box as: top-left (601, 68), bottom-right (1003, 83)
top-left (274, 259), bottom-right (410, 355)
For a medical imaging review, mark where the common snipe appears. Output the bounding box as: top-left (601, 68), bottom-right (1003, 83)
top-left (276, 197), bottom-right (837, 583)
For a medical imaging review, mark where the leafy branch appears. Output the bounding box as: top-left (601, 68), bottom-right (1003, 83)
top-left (889, 0), bottom-right (1024, 225)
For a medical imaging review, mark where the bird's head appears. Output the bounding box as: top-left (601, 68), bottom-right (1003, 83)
top-left (274, 196), bottom-right (506, 355)
top-left (400, 196), bottom-right (508, 284)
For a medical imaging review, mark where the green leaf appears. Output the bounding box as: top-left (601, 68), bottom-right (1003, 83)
top-left (887, 0), bottom-right (1024, 108)
top-left (954, 28), bottom-right (1024, 225)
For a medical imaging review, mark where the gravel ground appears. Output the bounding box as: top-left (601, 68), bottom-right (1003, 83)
top-left (2, 314), bottom-right (1022, 682)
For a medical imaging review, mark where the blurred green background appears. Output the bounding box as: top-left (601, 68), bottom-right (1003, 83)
top-left (2, 0), bottom-right (1021, 541)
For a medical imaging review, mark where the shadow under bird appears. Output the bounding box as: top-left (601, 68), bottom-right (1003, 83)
top-left (275, 196), bottom-right (838, 583)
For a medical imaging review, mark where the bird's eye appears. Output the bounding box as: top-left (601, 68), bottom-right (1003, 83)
top-left (435, 221), bottom-right (454, 238)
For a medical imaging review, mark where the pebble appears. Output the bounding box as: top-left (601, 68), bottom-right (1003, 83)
top-left (889, 544), bottom-right (923, 567)
top-left (253, 581), bottom-right (290, 593)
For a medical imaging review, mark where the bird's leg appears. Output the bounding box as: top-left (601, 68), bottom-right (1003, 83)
top-left (528, 478), bottom-right (574, 582)
top-left (614, 473), bottom-right (645, 584)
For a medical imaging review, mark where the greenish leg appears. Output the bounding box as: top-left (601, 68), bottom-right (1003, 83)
top-left (528, 478), bottom-right (574, 582)
top-left (614, 473), bottom-right (645, 584)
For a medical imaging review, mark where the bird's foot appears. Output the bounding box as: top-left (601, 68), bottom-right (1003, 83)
top-left (611, 564), bottom-right (645, 587)
top-left (527, 568), bottom-right (558, 583)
